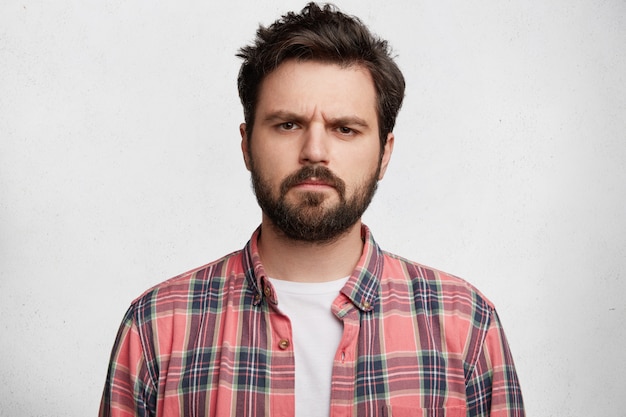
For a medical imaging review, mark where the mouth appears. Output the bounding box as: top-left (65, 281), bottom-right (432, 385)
top-left (293, 177), bottom-right (335, 190)
top-left (280, 166), bottom-right (346, 198)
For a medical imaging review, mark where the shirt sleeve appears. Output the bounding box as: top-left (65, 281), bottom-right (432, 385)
top-left (466, 309), bottom-right (525, 417)
top-left (99, 305), bottom-right (157, 417)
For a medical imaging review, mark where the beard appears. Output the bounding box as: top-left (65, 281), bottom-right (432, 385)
top-left (250, 163), bottom-right (380, 243)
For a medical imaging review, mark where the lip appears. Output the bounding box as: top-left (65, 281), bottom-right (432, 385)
top-left (293, 178), bottom-right (335, 189)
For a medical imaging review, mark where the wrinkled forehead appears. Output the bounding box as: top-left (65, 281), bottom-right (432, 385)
top-left (255, 59), bottom-right (378, 121)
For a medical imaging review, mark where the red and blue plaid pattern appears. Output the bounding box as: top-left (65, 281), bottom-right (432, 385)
top-left (100, 225), bottom-right (524, 416)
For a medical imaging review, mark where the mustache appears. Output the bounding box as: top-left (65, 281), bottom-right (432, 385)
top-left (279, 165), bottom-right (346, 197)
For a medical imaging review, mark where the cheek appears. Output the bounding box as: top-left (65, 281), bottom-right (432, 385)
top-left (343, 156), bottom-right (381, 191)
top-left (251, 153), bottom-right (289, 190)
top-left (251, 139), bottom-right (290, 167)
top-left (342, 149), bottom-right (381, 175)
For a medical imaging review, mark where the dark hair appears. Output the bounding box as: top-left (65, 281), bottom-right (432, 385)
top-left (237, 2), bottom-right (405, 147)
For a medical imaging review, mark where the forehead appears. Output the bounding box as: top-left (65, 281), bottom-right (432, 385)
top-left (255, 60), bottom-right (378, 122)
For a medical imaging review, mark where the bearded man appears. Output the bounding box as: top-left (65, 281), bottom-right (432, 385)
top-left (100, 3), bottom-right (525, 416)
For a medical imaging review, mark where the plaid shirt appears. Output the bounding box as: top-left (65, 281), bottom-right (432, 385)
top-left (100, 226), bottom-right (524, 417)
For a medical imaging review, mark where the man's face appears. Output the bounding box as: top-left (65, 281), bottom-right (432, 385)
top-left (240, 60), bottom-right (393, 242)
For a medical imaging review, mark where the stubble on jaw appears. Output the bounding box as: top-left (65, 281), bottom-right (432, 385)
top-left (250, 163), bottom-right (380, 243)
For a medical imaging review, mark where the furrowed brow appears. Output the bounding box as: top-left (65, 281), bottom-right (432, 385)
top-left (328, 116), bottom-right (370, 129)
top-left (262, 110), bottom-right (305, 124)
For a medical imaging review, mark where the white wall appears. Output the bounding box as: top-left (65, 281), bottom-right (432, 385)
top-left (1, 1), bottom-right (624, 416)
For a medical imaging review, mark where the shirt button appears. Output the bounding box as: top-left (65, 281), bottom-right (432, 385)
top-left (264, 286), bottom-right (272, 297)
top-left (278, 339), bottom-right (290, 350)
top-left (362, 301), bottom-right (371, 309)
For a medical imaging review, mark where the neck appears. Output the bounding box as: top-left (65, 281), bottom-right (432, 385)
top-left (257, 216), bottom-right (364, 283)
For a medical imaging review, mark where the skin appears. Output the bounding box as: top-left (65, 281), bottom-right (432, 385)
top-left (240, 59), bottom-right (394, 282)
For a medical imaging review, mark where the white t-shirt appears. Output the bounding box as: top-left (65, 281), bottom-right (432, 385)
top-left (268, 276), bottom-right (349, 417)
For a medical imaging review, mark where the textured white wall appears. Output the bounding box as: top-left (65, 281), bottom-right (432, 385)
top-left (1, 1), bottom-right (625, 416)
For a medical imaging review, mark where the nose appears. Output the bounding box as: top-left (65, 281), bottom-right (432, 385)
top-left (299, 124), bottom-right (329, 165)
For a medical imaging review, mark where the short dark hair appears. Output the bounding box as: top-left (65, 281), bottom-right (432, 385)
top-left (237, 2), bottom-right (405, 147)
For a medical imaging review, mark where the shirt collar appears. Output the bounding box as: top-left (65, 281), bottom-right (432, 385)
top-left (242, 224), bottom-right (384, 311)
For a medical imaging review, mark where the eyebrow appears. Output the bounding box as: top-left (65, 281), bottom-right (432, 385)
top-left (262, 111), bottom-right (305, 124)
top-left (262, 110), bottom-right (371, 129)
top-left (327, 116), bottom-right (370, 129)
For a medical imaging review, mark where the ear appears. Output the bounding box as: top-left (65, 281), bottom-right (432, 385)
top-left (377, 132), bottom-right (394, 180)
top-left (240, 123), bottom-right (252, 171)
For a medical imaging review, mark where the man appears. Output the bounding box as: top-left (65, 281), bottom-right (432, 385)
top-left (100, 3), bottom-right (524, 416)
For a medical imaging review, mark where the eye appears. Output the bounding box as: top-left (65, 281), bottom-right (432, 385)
top-left (337, 126), bottom-right (355, 135)
top-left (279, 121), bottom-right (297, 131)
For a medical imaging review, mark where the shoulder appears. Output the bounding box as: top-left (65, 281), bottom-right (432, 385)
top-left (128, 249), bottom-right (246, 315)
top-left (381, 250), bottom-right (495, 313)
top-left (380, 251), bottom-right (498, 362)
top-left (113, 250), bottom-right (247, 373)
